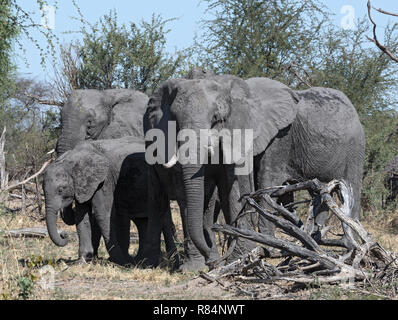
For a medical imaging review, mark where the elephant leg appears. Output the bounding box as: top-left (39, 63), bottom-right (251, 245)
top-left (256, 137), bottom-right (293, 236)
top-left (132, 217), bottom-right (148, 263)
top-left (203, 183), bottom-right (220, 263)
top-left (89, 211), bottom-right (101, 258)
top-left (172, 173), bottom-right (205, 271)
top-left (218, 165), bottom-right (257, 264)
top-left (177, 196), bottom-right (211, 272)
top-left (91, 190), bottom-right (128, 266)
top-left (74, 203), bottom-right (95, 262)
top-left (142, 167), bottom-right (164, 267)
top-left (161, 206), bottom-right (179, 269)
top-left (115, 213), bottom-right (132, 263)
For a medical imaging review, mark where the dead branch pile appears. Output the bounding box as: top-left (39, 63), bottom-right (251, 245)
top-left (206, 179), bottom-right (398, 295)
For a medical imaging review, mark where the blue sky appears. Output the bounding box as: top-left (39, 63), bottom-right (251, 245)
top-left (15, 0), bottom-right (397, 82)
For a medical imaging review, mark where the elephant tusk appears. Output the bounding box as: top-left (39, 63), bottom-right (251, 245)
top-left (163, 153), bottom-right (178, 169)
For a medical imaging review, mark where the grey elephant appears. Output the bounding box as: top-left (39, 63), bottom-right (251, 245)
top-left (144, 72), bottom-right (366, 267)
top-left (43, 136), bottom-right (177, 265)
top-left (55, 88), bottom-right (149, 260)
top-left (384, 155), bottom-right (398, 206)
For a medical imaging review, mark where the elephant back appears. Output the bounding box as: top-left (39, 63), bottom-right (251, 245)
top-left (102, 89), bottom-right (149, 140)
top-left (290, 87), bottom-right (365, 180)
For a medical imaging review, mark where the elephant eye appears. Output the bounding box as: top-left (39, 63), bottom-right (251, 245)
top-left (57, 187), bottom-right (64, 195)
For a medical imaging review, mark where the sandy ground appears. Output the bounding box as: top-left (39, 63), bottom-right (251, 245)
top-left (1, 199), bottom-right (398, 300)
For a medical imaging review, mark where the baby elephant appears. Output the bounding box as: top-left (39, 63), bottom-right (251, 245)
top-left (43, 136), bottom-right (176, 266)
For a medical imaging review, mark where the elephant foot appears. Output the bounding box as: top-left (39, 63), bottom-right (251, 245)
top-left (178, 257), bottom-right (207, 272)
top-left (108, 255), bottom-right (133, 267)
top-left (178, 238), bottom-right (208, 272)
top-left (77, 252), bottom-right (95, 264)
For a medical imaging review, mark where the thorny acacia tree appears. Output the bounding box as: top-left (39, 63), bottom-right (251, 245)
top-left (53, 9), bottom-right (187, 102)
top-left (196, 0), bottom-right (329, 80)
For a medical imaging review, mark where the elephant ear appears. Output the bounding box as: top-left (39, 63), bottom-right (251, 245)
top-left (144, 79), bottom-right (182, 133)
top-left (71, 147), bottom-right (110, 203)
top-left (224, 77), bottom-right (299, 157)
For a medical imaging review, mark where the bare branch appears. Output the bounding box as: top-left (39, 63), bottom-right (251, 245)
top-left (207, 178), bottom-right (397, 289)
top-left (373, 6), bottom-right (398, 17)
top-left (287, 62), bottom-right (313, 88)
top-left (1, 159), bottom-right (52, 194)
top-left (367, 0), bottom-right (398, 63)
top-left (0, 127), bottom-right (8, 191)
top-left (23, 92), bottom-right (64, 108)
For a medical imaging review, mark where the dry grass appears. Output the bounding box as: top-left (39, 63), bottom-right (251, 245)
top-left (1, 198), bottom-right (398, 300)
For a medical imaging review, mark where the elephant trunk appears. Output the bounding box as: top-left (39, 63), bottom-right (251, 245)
top-left (45, 205), bottom-right (69, 247)
top-left (56, 126), bottom-right (77, 155)
top-left (56, 108), bottom-right (82, 155)
top-left (182, 164), bottom-right (211, 261)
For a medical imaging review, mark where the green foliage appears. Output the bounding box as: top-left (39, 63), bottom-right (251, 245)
top-left (196, 0), bottom-right (328, 80)
top-left (9, 0), bottom-right (59, 69)
top-left (17, 275), bottom-right (35, 300)
top-left (58, 9), bottom-right (187, 96)
top-left (0, 0), bottom-right (19, 104)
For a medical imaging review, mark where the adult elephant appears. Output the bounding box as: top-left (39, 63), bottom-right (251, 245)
top-left (144, 73), bottom-right (366, 267)
top-left (56, 88), bottom-right (148, 155)
top-left (55, 89), bottom-right (149, 261)
top-left (43, 136), bottom-right (176, 265)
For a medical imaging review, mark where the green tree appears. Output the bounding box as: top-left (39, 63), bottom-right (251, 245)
top-left (55, 10), bottom-right (187, 98)
top-left (0, 0), bottom-right (20, 105)
top-left (196, 0), bottom-right (328, 80)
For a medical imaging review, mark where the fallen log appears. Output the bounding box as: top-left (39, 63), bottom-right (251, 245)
top-left (208, 179), bottom-right (397, 289)
top-left (1, 227), bottom-right (52, 238)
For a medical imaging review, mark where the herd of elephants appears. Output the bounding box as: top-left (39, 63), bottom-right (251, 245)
top-left (42, 68), bottom-right (398, 272)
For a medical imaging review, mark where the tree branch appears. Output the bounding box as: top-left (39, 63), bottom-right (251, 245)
top-left (367, 0), bottom-right (398, 63)
top-left (24, 92), bottom-right (64, 108)
top-left (373, 6), bottom-right (398, 17)
top-left (1, 159), bottom-right (52, 193)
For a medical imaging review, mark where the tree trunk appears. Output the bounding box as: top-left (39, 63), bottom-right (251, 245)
top-left (0, 127), bottom-right (8, 202)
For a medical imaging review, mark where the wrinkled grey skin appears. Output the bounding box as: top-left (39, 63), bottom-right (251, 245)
top-left (384, 155), bottom-right (398, 206)
top-left (256, 86), bottom-right (366, 247)
top-left (43, 136), bottom-right (177, 266)
top-left (55, 89), bottom-right (149, 259)
top-left (142, 162), bottom-right (222, 270)
top-left (57, 89), bottom-right (148, 155)
top-left (145, 71), bottom-right (366, 267)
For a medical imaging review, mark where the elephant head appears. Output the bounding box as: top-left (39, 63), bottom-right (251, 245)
top-left (144, 73), bottom-right (299, 262)
top-left (56, 89), bottom-right (148, 155)
top-left (43, 143), bottom-right (109, 249)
